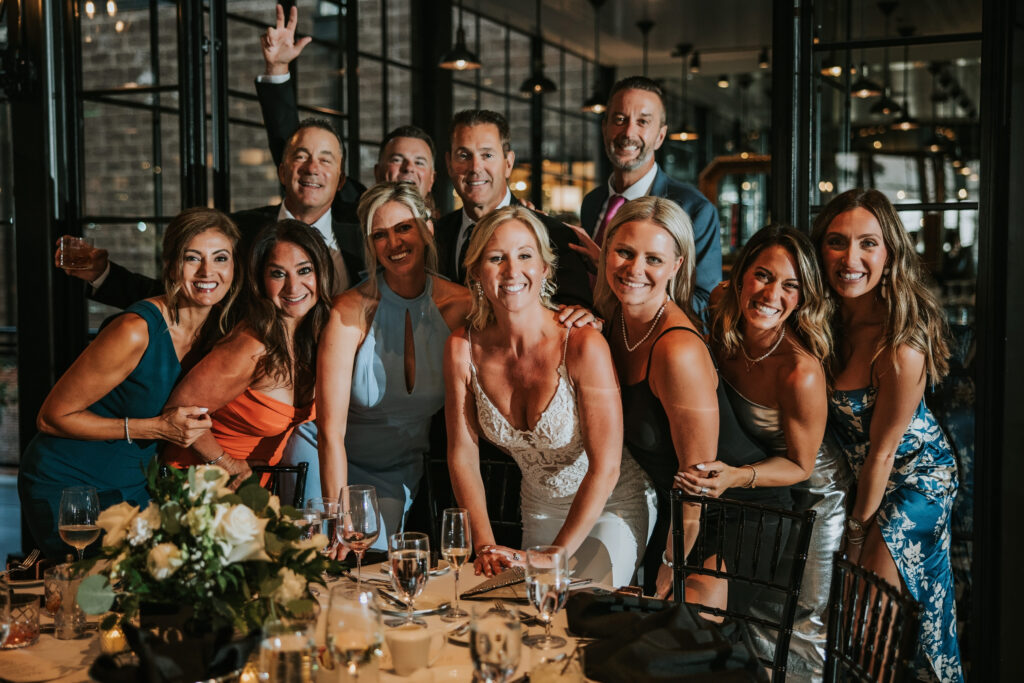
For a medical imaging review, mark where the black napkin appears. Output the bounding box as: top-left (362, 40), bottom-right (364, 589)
top-left (565, 592), bottom-right (767, 683)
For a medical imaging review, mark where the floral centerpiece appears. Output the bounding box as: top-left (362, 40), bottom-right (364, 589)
top-left (77, 461), bottom-right (334, 635)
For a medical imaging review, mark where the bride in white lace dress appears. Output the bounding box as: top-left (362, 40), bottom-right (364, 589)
top-left (444, 206), bottom-right (656, 586)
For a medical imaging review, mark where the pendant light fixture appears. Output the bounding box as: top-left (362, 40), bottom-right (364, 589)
top-left (581, 0), bottom-right (607, 114)
top-left (519, 0), bottom-right (557, 96)
top-left (669, 43), bottom-right (698, 142)
top-left (924, 62), bottom-right (946, 153)
top-left (758, 47), bottom-right (770, 70)
top-left (849, 0), bottom-right (882, 98)
top-left (870, 1), bottom-right (902, 116)
top-left (439, 0), bottom-right (481, 71)
top-left (637, 18), bottom-right (654, 77)
top-left (891, 25), bottom-right (919, 130)
top-left (689, 50), bottom-right (701, 74)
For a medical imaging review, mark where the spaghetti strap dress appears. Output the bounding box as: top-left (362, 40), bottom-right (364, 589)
top-left (723, 379), bottom-right (852, 681)
top-left (344, 272), bottom-right (449, 549)
top-left (18, 300), bottom-right (182, 559)
top-left (469, 326), bottom-right (656, 586)
top-left (830, 387), bottom-right (963, 683)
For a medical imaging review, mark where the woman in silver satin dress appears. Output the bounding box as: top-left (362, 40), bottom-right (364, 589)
top-left (678, 225), bottom-right (851, 681)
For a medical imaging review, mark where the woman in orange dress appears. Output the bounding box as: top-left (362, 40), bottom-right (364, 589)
top-left (162, 220), bottom-right (333, 481)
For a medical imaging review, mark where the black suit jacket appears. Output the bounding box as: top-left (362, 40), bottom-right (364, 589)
top-left (91, 206), bottom-right (365, 310)
top-left (255, 78), bottom-right (366, 224)
top-left (580, 166), bottom-right (721, 316)
top-left (433, 197), bottom-right (593, 309)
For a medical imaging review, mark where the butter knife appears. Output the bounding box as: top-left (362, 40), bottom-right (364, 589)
top-left (376, 587), bottom-right (410, 610)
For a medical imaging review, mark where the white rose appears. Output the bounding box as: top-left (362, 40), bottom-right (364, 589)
top-left (273, 568), bottom-right (307, 604)
top-left (96, 501), bottom-right (139, 548)
top-left (185, 504), bottom-right (216, 536)
top-left (292, 533), bottom-right (329, 552)
top-left (267, 495), bottom-right (281, 515)
top-left (147, 543), bottom-right (184, 580)
top-left (126, 503), bottom-right (161, 546)
top-left (214, 504), bottom-right (269, 564)
top-left (188, 465), bottom-right (231, 502)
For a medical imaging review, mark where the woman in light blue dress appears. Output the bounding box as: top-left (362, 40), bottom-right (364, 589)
top-left (812, 189), bottom-right (962, 682)
top-left (317, 183), bottom-right (473, 551)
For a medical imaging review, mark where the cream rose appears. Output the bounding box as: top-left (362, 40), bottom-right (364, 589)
top-left (273, 568), bottom-right (307, 604)
top-left (96, 501), bottom-right (139, 548)
top-left (188, 465), bottom-right (231, 502)
top-left (126, 502), bottom-right (161, 546)
top-left (292, 533), bottom-right (329, 552)
top-left (147, 543), bottom-right (184, 580)
top-left (214, 504), bottom-right (269, 564)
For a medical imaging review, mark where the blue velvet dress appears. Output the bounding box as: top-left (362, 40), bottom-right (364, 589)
top-left (18, 300), bottom-right (182, 559)
top-left (829, 387), bottom-right (963, 683)
top-left (344, 273), bottom-right (449, 549)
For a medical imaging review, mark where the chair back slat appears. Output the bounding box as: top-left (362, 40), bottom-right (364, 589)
top-left (250, 462), bottom-right (308, 509)
top-left (824, 552), bottom-right (921, 683)
top-left (670, 490), bottom-right (817, 683)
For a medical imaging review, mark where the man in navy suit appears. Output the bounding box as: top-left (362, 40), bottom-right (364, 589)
top-left (434, 109), bottom-right (592, 308)
top-left (575, 76), bottom-right (721, 316)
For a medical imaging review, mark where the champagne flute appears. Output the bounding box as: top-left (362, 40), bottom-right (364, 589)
top-left (440, 508), bottom-right (472, 623)
top-left (338, 485), bottom-right (381, 587)
top-left (522, 545), bottom-right (569, 649)
top-left (470, 604), bottom-right (522, 683)
top-left (386, 532), bottom-right (430, 627)
top-left (306, 497), bottom-right (340, 556)
top-left (325, 586), bottom-right (383, 681)
top-left (58, 486), bottom-right (100, 561)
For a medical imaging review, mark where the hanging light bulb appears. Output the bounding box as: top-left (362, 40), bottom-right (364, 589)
top-left (580, 0), bottom-right (607, 114)
top-left (758, 47), bottom-right (769, 70)
top-left (438, 0), bottom-right (481, 70)
top-left (717, 74), bottom-right (730, 89)
top-left (519, 0), bottom-right (557, 96)
top-left (85, 1), bottom-right (96, 19)
top-left (689, 51), bottom-right (701, 74)
top-left (106, 0), bottom-right (117, 18)
top-left (670, 43), bottom-right (698, 142)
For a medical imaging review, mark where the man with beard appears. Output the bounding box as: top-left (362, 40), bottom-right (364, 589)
top-left (574, 76), bottom-right (721, 315)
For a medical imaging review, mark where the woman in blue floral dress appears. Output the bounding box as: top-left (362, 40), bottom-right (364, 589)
top-left (811, 189), bottom-right (963, 682)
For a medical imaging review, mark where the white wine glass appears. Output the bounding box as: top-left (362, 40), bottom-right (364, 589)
top-left (58, 486), bottom-right (100, 561)
top-left (325, 586), bottom-right (383, 681)
top-left (338, 485), bottom-right (381, 587)
top-left (305, 497), bottom-right (340, 556)
top-left (522, 545), bottom-right (569, 649)
top-left (387, 532), bottom-right (429, 627)
top-left (470, 604), bottom-right (522, 683)
top-left (440, 508), bottom-right (472, 623)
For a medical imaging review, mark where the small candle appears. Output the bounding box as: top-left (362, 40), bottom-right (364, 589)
top-left (100, 623), bottom-right (128, 655)
top-left (238, 662), bottom-right (260, 683)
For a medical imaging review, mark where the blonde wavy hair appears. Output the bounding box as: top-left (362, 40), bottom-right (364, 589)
top-left (464, 206), bottom-right (558, 331)
top-left (710, 224), bottom-right (833, 364)
top-left (811, 188), bottom-right (950, 381)
top-left (593, 196), bottom-right (696, 321)
top-left (161, 207), bottom-right (241, 339)
top-left (356, 181), bottom-right (439, 298)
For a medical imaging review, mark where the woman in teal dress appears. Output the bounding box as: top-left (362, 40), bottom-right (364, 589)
top-left (317, 183), bottom-right (473, 552)
top-left (18, 208), bottom-right (241, 559)
top-left (812, 189), bottom-right (963, 682)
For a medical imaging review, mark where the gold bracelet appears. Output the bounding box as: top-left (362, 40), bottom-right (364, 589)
top-left (742, 464), bottom-right (757, 489)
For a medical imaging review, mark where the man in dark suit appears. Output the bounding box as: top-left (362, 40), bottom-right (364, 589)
top-left (56, 119), bottom-right (364, 309)
top-left (436, 109), bottom-right (592, 308)
top-left (575, 76), bottom-right (722, 316)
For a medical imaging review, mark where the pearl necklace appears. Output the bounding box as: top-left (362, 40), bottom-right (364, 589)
top-left (622, 301), bottom-right (667, 353)
top-left (741, 325), bottom-right (786, 370)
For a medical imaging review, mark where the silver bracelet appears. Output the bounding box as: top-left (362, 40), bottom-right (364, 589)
top-left (206, 453), bottom-right (226, 466)
top-left (123, 417), bottom-right (132, 445)
top-left (661, 550), bottom-right (674, 569)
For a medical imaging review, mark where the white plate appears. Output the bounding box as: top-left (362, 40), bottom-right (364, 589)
top-left (379, 559), bottom-right (451, 577)
top-left (8, 578), bottom-right (43, 588)
top-left (378, 593), bottom-right (451, 618)
top-left (431, 665), bottom-right (475, 681)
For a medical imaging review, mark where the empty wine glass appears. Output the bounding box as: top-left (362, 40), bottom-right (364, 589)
top-left (325, 586), bottom-right (383, 681)
top-left (305, 497), bottom-right (340, 556)
top-left (470, 604), bottom-right (522, 683)
top-left (386, 532), bottom-right (430, 627)
top-left (522, 545), bottom-right (569, 649)
top-left (440, 508), bottom-right (472, 622)
top-left (58, 486), bottom-right (100, 561)
top-left (0, 575), bottom-right (10, 647)
top-left (338, 485), bottom-right (381, 587)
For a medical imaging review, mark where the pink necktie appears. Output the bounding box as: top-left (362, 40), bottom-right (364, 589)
top-left (594, 194), bottom-right (626, 246)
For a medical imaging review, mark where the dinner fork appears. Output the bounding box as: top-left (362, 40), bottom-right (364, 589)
top-left (1, 549), bottom-right (40, 576)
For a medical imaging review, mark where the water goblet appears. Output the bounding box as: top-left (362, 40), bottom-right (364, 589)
top-left (386, 532), bottom-right (430, 627)
top-left (440, 507), bottom-right (472, 622)
top-left (470, 603), bottom-right (522, 683)
top-left (522, 545), bottom-right (569, 649)
top-left (258, 619), bottom-right (318, 683)
top-left (325, 586), bottom-right (383, 681)
top-left (305, 497), bottom-right (340, 556)
top-left (59, 486), bottom-right (100, 560)
top-left (338, 485), bottom-right (381, 587)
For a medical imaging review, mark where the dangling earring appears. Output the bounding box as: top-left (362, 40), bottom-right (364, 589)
top-left (473, 281), bottom-right (483, 300)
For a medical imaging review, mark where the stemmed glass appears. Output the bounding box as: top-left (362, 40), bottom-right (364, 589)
top-left (305, 497), bottom-right (340, 556)
top-left (0, 575), bottom-right (10, 647)
top-left (522, 545), bottom-right (570, 649)
top-left (325, 586), bottom-right (383, 681)
top-left (470, 604), bottom-right (522, 683)
top-left (386, 532), bottom-right (430, 627)
top-left (58, 486), bottom-right (100, 561)
top-left (338, 485), bottom-right (381, 587)
top-left (440, 508), bottom-right (472, 622)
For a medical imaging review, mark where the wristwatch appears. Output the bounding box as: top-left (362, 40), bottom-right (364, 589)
top-left (845, 517), bottom-right (867, 535)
